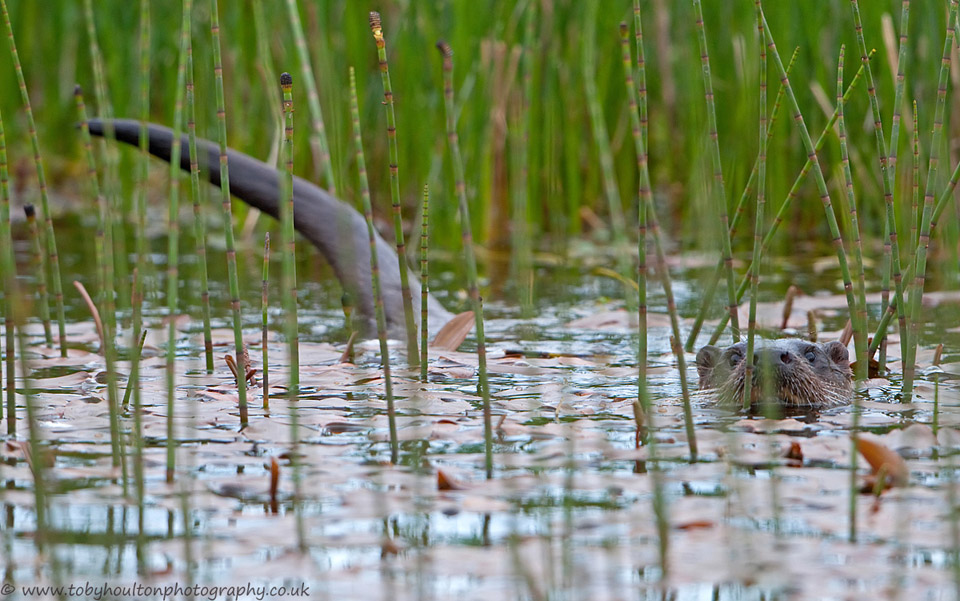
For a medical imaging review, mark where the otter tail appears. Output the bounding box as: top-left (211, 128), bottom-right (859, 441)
top-left (88, 118), bottom-right (452, 338)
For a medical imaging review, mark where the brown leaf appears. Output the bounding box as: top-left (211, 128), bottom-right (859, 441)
top-left (784, 442), bottom-right (804, 463)
top-left (431, 311), bottom-right (475, 351)
top-left (856, 436), bottom-right (909, 490)
top-left (675, 520), bottom-right (715, 531)
top-left (437, 469), bottom-right (467, 491)
top-left (269, 456), bottom-right (280, 514)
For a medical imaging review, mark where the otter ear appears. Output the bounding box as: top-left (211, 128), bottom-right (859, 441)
top-left (823, 341), bottom-right (850, 366)
top-left (696, 345), bottom-right (722, 379)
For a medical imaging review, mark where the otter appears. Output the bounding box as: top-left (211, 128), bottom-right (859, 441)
top-left (88, 118), bottom-right (454, 340)
top-left (696, 338), bottom-right (853, 410)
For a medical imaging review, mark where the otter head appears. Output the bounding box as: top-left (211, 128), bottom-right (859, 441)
top-left (695, 339), bottom-right (853, 411)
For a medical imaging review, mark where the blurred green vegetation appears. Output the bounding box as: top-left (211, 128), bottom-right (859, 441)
top-left (2, 0), bottom-right (958, 281)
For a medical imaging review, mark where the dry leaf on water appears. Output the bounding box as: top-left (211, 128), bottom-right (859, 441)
top-left (431, 310), bottom-right (475, 351)
top-left (856, 435), bottom-right (909, 490)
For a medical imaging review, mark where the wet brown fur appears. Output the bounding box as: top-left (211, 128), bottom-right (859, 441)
top-left (696, 339), bottom-right (853, 411)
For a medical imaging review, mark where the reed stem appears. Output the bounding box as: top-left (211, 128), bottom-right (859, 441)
top-left (163, 0), bottom-right (190, 482)
top-left (185, 4), bottom-right (214, 374)
top-left (706, 50), bottom-right (874, 346)
top-left (75, 85), bottom-right (122, 471)
top-left (837, 47), bottom-right (869, 381)
top-left (23, 204), bottom-right (51, 346)
top-left (0, 102), bottom-right (13, 429)
top-left (0, 0), bottom-right (67, 357)
top-left (261, 232), bottom-right (270, 410)
top-left (743, 4), bottom-right (769, 410)
top-left (280, 72), bottom-right (300, 399)
top-left (903, 0), bottom-right (958, 403)
top-left (210, 0), bottom-right (249, 426)
top-left (349, 66), bottom-right (399, 465)
top-left (850, 0), bottom-right (908, 371)
top-left (437, 41), bottom-right (494, 478)
top-left (693, 0), bottom-right (740, 342)
top-left (420, 184), bottom-right (429, 382)
top-left (285, 0), bottom-right (337, 193)
top-left (370, 11), bottom-right (419, 367)
top-left (624, 7), bottom-right (669, 576)
top-left (685, 46), bottom-right (800, 352)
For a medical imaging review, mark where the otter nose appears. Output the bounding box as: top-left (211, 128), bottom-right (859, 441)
top-left (753, 347), bottom-right (791, 367)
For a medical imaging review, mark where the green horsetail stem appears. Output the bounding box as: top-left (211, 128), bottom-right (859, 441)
top-left (0, 0), bottom-right (67, 357)
top-left (370, 11), bottom-right (419, 367)
top-left (280, 72), bottom-right (300, 397)
top-left (0, 103), bottom-right (13, 428)
top-left (83, 0), bottom-right (129, 315)
top-left (261, 232), bottom-right (270, 410)
top-left (910, 101), bottom-right (920, 266)
top-left (836, 46), bottom-right (869, 382)
top-left (903, 0), bottom-right (958, 403)
top-left (684, 46), bottom-right (800, 352)
top-left (617, 24), bottom-right (697, 462)
top-left (349, 66), bottom-right (399, 465)
top-left (706, 48), bottom-right (874, 347)
top-left (623, 9), bottom-right (670, 576)
top-left (582, 2), bottom-right (631, 293)
top-left (838, 44), bottom-right (866, 541)
top-left (281, 72), bottom-right (306, 553)
top-left (692, 0), bottom-right (740, 342)
top-left (758, 7), bottom-right (861, 377)
top-left (878, 0), bottom-right (912, 374)
top-left (210, 0), bottom-right (249, 426)
top-left (420, 184), bottom-right (429, 382)
top-left (133, 0), bottom-right (151, 368)
top-left (164, 0), bottom-right (190, 482)
top-left (437, 41), bottom-right (494, 478)
top-left (868, 152), bottom-right (960, 358)
top-left (185, 3), bottom-right (214, 373)
top-left (742, 5), bottom-right (769, 410)
top-left (850, 0), bottom-right (908, 370)
top-left (75, 86), bottom-right (122, 471)
top-left (285, 0), bottom-right (336, 194)
top-left (23, 205), bottom-right (51, 345)
top-left (511, 4), bottom-right (535, 315)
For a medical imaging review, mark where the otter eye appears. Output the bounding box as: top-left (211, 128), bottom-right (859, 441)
top-left (805, 350), bottom-right (816, 363)
top-left (728, 352), bottom-right (743, 367)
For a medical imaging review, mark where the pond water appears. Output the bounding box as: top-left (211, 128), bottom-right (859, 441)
top-left (4, 210), bottom-right (960, 600)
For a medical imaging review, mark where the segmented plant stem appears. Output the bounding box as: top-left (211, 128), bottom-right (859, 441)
top-left (618, 20), bottom-right (696, 462)
top-left (210, 0), bottom-right (249, 425)
top-left (685, 46), bottom-right (800, 352)
top-left (0, 102), bottom-right (12, 428)
top-left (850, 0), bottom-right (907, 369)
top-left (285, 0), bottom-right (337, 193)
top-left (280, 72), bottom-right (300, 397)
top-left (437, 41), bottom-right (494, 479)
top-left (349, 66), bottom-right (399, 465)
top-left (582, 2), bottom-right (631, 291)
top-left (624, 8), bottom-right (670, 577)
top-left (370, 11), bottom-right (419, 367)
top-left (743, 5), bottom-right (769, 410)
top-left (163, 0), bottom-right (190, 482)
top-left (693, 0), bottom-right (739, 342)
top-left (836, 48), bottom-right (869, 380)
top-left (23, 205), bottom-right (51, 345)
top-left (280, 73), bottom-right (306, 553)
top-left (838, 44), bottom-right (866, 541)
top-left (0, 0), bottom-right (67, 357)
top-left (75, 86), bottom-right (122, 471)
top-left (869, 153), bottom-right (960, 357)
top-left (261, 233), bottom-right (270, 410)
top-left (708, 32), bottom-right (871, 347)
top-left (185, 7), bottom-right (214, 373)
top-left (756, 7), bottom-right (860, 376)
top-left (420, 184), bottom-right (429, 382)
top-left (904, 0), bottom-right (958, 402)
